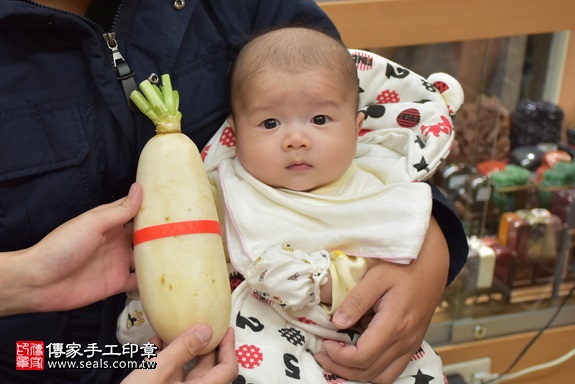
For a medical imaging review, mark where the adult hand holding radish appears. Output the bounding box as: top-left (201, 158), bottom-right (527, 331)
top-left (130, 75), bottom-right (231, 354)
top-left (122, 325), bottom-right (237, 384)
top-left (0, 184), bottom-right (237, 383)
top-left (0, 184), bottom-right (141, 316)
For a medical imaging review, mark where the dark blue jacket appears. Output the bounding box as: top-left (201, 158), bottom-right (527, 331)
top-left (0, 0), bottom-right (467, 382)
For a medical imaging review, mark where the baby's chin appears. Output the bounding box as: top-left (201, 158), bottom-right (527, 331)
top-left (274, 179), bottom-right (334, 193)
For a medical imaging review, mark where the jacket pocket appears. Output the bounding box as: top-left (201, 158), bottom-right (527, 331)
top-left (0, 98), bottom-right (93, 250)
top-left (0, 99), bottom-right (89, 182)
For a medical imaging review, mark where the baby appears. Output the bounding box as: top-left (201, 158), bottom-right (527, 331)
top-left (119, 26), bottom-right (464, 384)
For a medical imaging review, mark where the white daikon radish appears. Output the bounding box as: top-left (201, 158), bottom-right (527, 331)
top-left (130, 74), bottom-right (231, 353)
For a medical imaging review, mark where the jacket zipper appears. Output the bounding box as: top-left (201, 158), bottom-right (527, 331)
top-left (102, 32), bottom-right (138, 110)
top-left (25, 0), bottom-right (137, 110)
top-left (102, 0), bottom-right (138, 110)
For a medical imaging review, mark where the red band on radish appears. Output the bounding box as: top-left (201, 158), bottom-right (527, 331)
top-left (133, 220), bottom-right (222, 245)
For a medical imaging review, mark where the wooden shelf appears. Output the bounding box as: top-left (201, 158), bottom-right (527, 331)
top-left (437, 324), bottom-right (575, 383)
top-left (318, 0), bottom-right (575, 48)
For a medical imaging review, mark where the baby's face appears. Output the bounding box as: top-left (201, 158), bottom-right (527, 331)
top-left (231, 69), bottom-right (362, 192)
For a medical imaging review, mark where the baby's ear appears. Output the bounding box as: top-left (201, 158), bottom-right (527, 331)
top-left (355, 111), bottom-right (365, 135)
top-left (427, 72), bottom-right (464, 116)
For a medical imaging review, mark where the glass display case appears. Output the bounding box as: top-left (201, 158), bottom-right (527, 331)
top-left (319, 0), bottom-right (575, 381)
top-left (375, 34), bottom-right (575, 344)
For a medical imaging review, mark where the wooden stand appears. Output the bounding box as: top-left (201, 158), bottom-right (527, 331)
top-left (437, 324), bottom-right (575, 383)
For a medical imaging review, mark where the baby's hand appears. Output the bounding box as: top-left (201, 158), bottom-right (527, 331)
top-left (319, 271), bottom-right (333, 305)
top-left (246, 244), bottom-right (330, 310)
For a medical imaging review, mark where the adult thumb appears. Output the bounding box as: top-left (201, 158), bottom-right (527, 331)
top-left (155, 324), bottom-right (213, 370)
top-left (117, 182), bottom-right (143, 218)
top-left (332, 279), bottom-right (383, 329)
top-left (92, 183), bottom-right (143, 229)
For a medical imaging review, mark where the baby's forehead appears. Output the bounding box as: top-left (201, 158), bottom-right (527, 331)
top-left (246, 60), bottom-right (343, 78)
top-left (244, 69), bottom-right (356, 106)
top-left (239, 66), bottom-right (347, 91)
top-left (235, 46), bottom-right (356, 87)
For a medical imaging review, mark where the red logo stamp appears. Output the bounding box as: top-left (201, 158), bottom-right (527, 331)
top-left (16, 341), bottom-right (44, 370)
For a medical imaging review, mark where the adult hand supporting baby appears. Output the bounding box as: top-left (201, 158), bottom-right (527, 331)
top-left (314, 217), bottom-right (449, 383)
top-left (122, 325), bottom-right (237, 384)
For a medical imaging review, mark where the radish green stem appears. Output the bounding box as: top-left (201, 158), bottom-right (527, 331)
top-left (130, 74), bottom-right (182, 134)
top-left (161, 74), bottom-right (176, 115)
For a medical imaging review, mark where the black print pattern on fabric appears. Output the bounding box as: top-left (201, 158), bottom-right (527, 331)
top-left (336, 328), bottom-right (361, 343)
top-left (283, 353), bottom-right (301, 379)
top-left (229, 271), bottom-right (245, 292)
top-left (411, 346), bottom-right (426, 361)
top-left (236, 312), bottom-right (264, 332)
top-left (361, 104), bottom-right (386, 120)
top-left (421, 79), bottom-right (438, 93)
top-left (279, 327), bottom-right (305, 346)
top-left (411, 369), bottom-right (434, 384)
top-left (385, 62), bottom-right (410, 79)
top-left (323, 371), bottom-right (347, 383)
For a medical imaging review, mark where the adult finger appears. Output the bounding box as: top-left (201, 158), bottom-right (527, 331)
top-left (90, 183), bottom-right (143, 229)
top-left (185, 328), bottom-right (238, 383)
top-left (154, 324), bottom-right (213, 373)
top-left (315, 337), bottom-right (412, 383)
top-left (185, 349), bottom-right (216, 380)
top-left (331, 265), bottom-right (391, 329)
top-left (368, 352), bottom-right (413, 383)
top-left (122, 273), bottom-right (138, 293)
top-left (121, 326), bottom-right (210, 384)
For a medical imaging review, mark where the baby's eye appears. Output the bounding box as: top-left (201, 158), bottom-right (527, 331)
top-left (263, 119), bottom-right (280, 129)
top-left (311, 115), bottom-right (327, 125)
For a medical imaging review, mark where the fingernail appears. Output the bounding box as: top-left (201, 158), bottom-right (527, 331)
top-left (128, 183), bottom-right (137, 198)
top-left (194, 324), bottom-right (212, 344)
top-left (333, 311), bottom-right (350, 326)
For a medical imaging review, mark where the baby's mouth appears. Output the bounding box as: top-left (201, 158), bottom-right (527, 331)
top-left (287, 162), bottom-right (312, 170)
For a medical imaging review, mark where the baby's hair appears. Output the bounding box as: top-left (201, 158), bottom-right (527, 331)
top-left (230, 26), bottom-right (359, 114)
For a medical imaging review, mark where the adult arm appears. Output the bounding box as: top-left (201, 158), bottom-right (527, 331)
top-left (0, 183), bottom-right (142, 316)
top-left (315, 214), bottom-right (457, 383)
top-left (315, 186), bottom-right (468, 382)
top-left (0, 182), bottom-right (238, 383)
